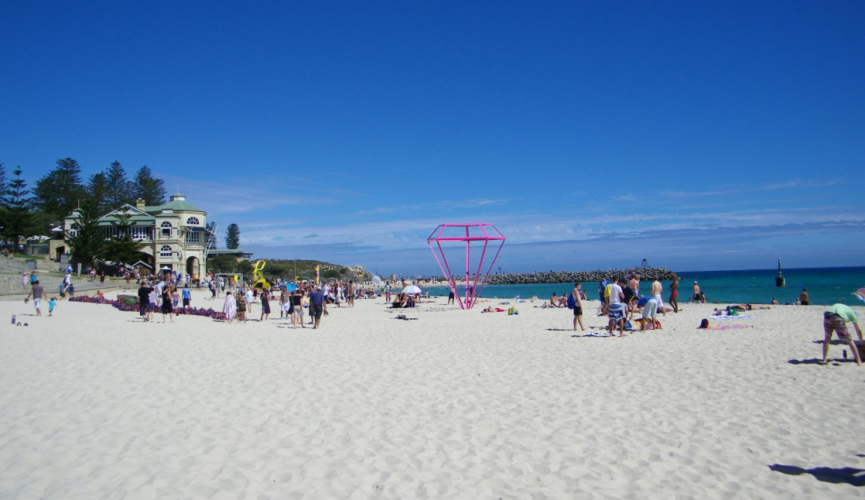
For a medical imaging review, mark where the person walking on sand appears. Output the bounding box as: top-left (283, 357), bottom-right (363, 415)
top-left (668, 276), bottom-right (679, 313)
top-left (137, 281), bottom-right (152, 321)
top-left (651, 278), bottom-right (665, 316)
top-left (309, 286), bottom-right (325, 329)
top-left (244, 287), bottom-right (255, 315)
top-left (570, 283), bottom-right (585, 331)
top-left (161, 286), bottom-right (174, 323)
top-left (290, 289), bottom-right (304, 328)
top-left (260, 289), bottom-right (271, 321)
top-left (24, 280), bottom-right (45, 317)
top-left (822, 303), bottom-right (862, 365)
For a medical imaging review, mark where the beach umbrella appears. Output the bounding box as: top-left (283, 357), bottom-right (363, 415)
top-left (372, 276), bottom-right (382, 285)
top-left (283, 283), bottom-right (298, 292)
top-left (854, 287), bottom-right (865, 302)
top-left (403, 285), bottom-right (422, 295)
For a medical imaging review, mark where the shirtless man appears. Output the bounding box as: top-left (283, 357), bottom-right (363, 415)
top-left (691, 281), bottom-right (705, 303)
top-left (650, 278), bottom-right (664, 316)
top-left (800, 289), bottom-right (810, 306)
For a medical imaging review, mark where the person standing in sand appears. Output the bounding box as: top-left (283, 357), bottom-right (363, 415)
top-left (650, 278), bottom-right (665, 316)
top-left (309, 286), bottom-right (325, 329)
top-left (571, 283), bottom-right (585, 331)
top-left (691, 281), bottom-right (705, 303)
top-left (161, 286), bottom-right (174, 323)
top-left (607, 277), bottom-right (626, 336)
top-left (668, 277), bottom-right (679, 313)
top-left (260, 289), bottom-right (271, 321)
top-left (799, 289), bottom-right (810, 306)
top-left (291, 289), bottom-right (304, 328)
top-left (223, 291), bottom-right (237, 323)
top-left (822, 303), bottom-right (862, 365)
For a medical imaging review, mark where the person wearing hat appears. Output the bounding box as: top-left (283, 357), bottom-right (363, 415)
top-left (822, 303), bottom-right (862, 365)
top-left (690, 281), bottom-right (705, 303)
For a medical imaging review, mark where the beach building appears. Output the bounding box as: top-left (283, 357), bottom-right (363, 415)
top-left (58, 192), bottom-right (212, 276)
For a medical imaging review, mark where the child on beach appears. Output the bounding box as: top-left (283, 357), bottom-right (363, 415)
top-left (236, 293), bottom-right (247, 323)
top-left (48, 297), bottom-right (57, 316)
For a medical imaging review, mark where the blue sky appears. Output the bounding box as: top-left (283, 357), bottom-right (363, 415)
top-left (1, 1), bottom-right (863, 275)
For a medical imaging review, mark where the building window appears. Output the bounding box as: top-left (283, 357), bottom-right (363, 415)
top-left (186, 217), bottom-right (200, 225)
top-left (187, 231), bottom-right (200, 244)
top-left (160, 245), bottom-right (172, 257)
top-left (161, 221), bottom-right (172, 237)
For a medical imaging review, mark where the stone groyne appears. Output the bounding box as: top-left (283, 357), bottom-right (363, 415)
top-left (486, 268), bottom-right (678, 285)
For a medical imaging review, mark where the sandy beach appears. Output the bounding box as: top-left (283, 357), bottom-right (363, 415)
top-left (2, 289), bottom-right (864, 499)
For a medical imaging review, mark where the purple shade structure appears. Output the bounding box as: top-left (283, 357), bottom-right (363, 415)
top-left (427, 223), bottom-right (506, 310)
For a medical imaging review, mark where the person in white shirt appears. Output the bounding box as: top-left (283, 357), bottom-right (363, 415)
top-left (607, 277), bottom-right (626, 336)
top-left (244, 288), bottom-right (255, 315)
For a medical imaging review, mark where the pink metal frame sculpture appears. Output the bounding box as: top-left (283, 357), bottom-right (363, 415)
top-left (427, 223), bottom-right (506, 310)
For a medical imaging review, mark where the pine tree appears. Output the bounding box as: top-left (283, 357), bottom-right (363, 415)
top-left (105, 160), bottom-right (134, 209)
top-left (225, 223), bottom-right (240, 249)
top-left (103, 212), bottom-right (146, 265)
top-left (132, 165), bottom-right (166, 205)
top-left (2, 167), bottom-right (35, 247)
top-left (86, 172), bottom-right (110, 213)
top-left (33, 158), bottom-right (86, 220)
top-left (65, 208), bottom-right (104, 268)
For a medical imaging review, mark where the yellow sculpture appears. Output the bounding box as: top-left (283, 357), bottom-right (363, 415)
top-left (252, 260), bottom-right (271, 290)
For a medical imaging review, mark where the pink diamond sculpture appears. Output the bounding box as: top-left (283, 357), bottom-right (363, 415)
top-left (427, 223), bottom-right (506, 310)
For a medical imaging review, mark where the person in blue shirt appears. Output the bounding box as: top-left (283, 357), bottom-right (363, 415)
top-left (309, 287), bottom-right (326, 329)
top-left (182, 287), bottom-right (192, 312)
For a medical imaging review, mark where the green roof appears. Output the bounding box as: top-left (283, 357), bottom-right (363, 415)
top-left (144, 199), bottom-right (205, 214)
top-left (96, 213), bottom-right (155, 226)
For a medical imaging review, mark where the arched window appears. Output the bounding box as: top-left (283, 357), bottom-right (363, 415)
top-left (160, 245), bottom-right (172, 257)
top-left (161, 221), bottom-right (172, 237)
top-left (186, 216), bottom-right (200, 225)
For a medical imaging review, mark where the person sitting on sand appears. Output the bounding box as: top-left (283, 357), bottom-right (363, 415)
top-left (771, 298), bottom-right (779, 305)
top-left (550, 292), bottom-right (563, 308)
top-left (822, 303), bottom-right (862, 366)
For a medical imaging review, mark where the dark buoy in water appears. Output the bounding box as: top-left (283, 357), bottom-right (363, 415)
top-left (776, 258), bottom-right (786, 287)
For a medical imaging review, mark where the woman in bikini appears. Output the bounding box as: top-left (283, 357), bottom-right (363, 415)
top-left (668, 277), bottom-right (679, 313)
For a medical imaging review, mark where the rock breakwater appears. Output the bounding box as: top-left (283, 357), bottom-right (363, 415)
top-left (487, 268), bottom-right (678, 285)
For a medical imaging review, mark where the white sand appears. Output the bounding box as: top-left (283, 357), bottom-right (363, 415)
top-left (1, 290), bottom-right (864, 499)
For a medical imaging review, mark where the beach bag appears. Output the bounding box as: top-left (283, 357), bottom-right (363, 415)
top-left (567, 294), bottom-right (575, 309)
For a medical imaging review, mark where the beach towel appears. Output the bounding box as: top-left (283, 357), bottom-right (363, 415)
top-left (703, 324), bottom-right (753, 331)
top-left (711, 315), bottom-right (753, 320)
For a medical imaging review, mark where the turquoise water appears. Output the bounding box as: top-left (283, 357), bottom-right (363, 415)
top-left (429, 267), bottom-right (865, 306)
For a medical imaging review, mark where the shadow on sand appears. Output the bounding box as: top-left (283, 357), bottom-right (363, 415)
top-left (769, 463), bottom-right (865, 486)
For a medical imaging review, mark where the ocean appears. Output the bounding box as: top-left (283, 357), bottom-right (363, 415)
top-left (427, 267), bottom-right (865, 306)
